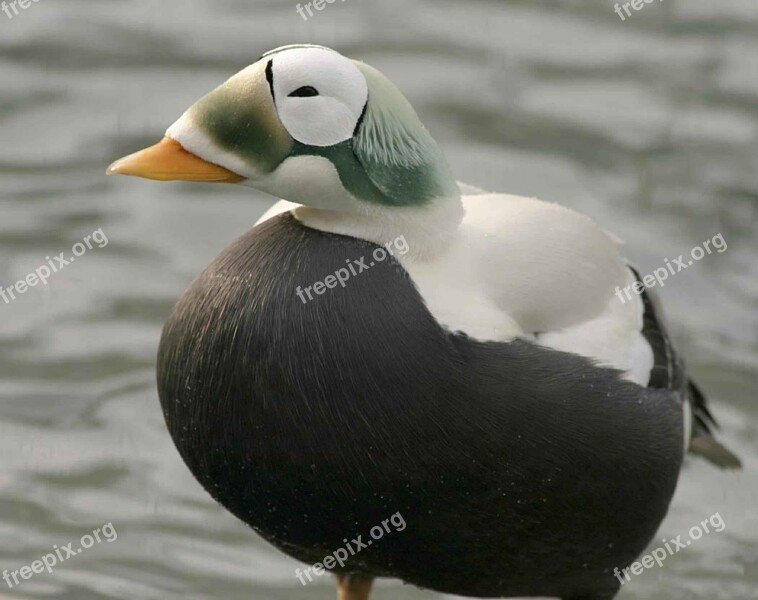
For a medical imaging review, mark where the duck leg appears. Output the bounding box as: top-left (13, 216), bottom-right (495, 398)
top-left (335, 574), bottom-right (374, 600)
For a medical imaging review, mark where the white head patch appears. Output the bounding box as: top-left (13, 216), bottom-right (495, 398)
top-left (270, 48), bottom-right (368, 147)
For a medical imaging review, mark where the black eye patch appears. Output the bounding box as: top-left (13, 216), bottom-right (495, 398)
top-left (265, 60), bottom-right (275, 100)
top-left (288, 86), bottom-right (319, 98)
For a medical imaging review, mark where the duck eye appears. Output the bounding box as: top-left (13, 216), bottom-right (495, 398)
top-left (289, 85), bottom-right (319, 98)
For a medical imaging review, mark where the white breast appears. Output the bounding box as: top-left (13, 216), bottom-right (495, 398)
top-left (396, 194), bottom-right (653, 385)
top-left (260, 193), bottom-right (654, 386)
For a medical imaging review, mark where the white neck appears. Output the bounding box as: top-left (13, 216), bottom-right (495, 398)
top-left (292, 193), bottom-right (464, 259)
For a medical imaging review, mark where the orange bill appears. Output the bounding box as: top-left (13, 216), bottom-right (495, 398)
top-left (106, 137), bottom-right (244, 182)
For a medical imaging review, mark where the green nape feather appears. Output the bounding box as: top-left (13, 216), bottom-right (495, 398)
top-left (349, 61), bottom-right (459, 207)
top-left (287, 58), bottom-right (459, 208)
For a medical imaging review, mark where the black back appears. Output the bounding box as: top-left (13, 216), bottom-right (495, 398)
top-left (157, 214), bottom-right (684, 599)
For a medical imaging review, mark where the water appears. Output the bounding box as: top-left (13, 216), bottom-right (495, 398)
top-left (1, 0), bottom-right (756, 598)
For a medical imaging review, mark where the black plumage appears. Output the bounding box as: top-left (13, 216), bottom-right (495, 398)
top-left (157, 213), bottom-right (693, 599)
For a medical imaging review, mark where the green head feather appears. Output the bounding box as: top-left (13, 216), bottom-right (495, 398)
top-left (173, 46), bottom-right (459, 209)
top-left (348, 61), bottom-right (459, 206)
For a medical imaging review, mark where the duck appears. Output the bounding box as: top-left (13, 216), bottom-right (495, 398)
top-left (107, 44), bottom-right (740, 600)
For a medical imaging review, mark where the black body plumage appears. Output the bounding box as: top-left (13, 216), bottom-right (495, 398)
top-left (157, 214), bottom-right (685, 599)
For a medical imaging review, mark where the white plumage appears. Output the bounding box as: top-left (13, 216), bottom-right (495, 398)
top-left (264, 189), bottom-right (655, 386)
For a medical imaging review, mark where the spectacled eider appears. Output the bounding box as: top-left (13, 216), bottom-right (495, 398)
top-left (107, 44), bottom-right (740, 600)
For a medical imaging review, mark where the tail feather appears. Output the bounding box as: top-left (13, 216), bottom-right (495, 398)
top-left (630, 265), bottom-right (741, 470)
top-left (687, 380), bottom-right (741, 469)
top-left (688, 433), bottom-right (742, 469)
top-left (688, 380), bottom-right (717, 431)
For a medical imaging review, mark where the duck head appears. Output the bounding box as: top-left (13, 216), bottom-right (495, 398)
top-left (108, 45), bottom-right (459, 213)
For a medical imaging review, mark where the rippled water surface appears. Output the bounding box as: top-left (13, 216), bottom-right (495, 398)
top-left (1, 0), bottom-right (756, 598)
